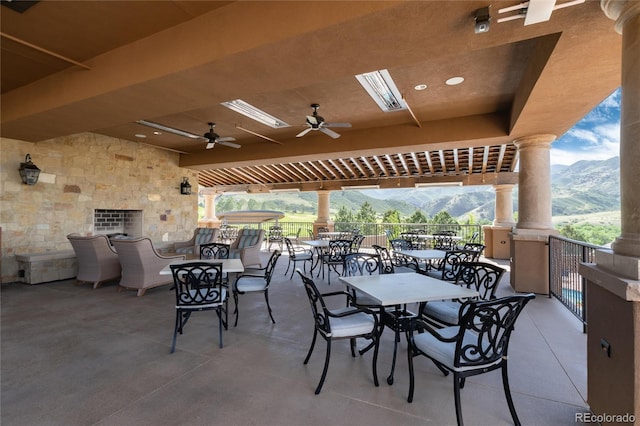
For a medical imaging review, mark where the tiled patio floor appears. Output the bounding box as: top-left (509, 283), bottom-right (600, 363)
top-left (1, 250), bottom-right (589, 425)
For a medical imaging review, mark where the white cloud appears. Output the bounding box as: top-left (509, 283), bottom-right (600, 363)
top-left (550, 142), bottom-right (619, 165)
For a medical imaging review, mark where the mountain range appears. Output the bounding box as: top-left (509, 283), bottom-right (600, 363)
top-left (215, 157), bottom-right (620, 222)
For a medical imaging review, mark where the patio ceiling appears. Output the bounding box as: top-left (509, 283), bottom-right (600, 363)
top-left (0, 1), bottom-right (621, 192)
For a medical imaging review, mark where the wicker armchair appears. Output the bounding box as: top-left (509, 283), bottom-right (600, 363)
top-left (171, 227), bottom-right (219, 255)
top-left (229, 228), bottom-right (265, 268)
top-left (67, 234), bottom-right (121, 289)
top-left (111, 237), bottom-right (184, 296)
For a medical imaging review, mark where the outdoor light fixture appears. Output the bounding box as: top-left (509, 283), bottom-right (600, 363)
top-left (180, 177), bottom-right (192, 195)
top-left (268, 188), bottom-right (300, 193)
top-left (221, 99), bottom-right (290, 128)
top-left (474, 6), bottom-right (491, 33)
top-left (415, 182), bottom-right (463, 188)
top-left (355, 69), bottom-right (407, 112)
top-left (341, 184), bottom-right (380, 190)
top-left (19, 154), bottom-right (41, 185)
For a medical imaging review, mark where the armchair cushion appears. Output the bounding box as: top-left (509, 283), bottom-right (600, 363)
top-left (229, 229), bottom-right (265, 267)
top-left (173, 228), bottom-right (219, 254)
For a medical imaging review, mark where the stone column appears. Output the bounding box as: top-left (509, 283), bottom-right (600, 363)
top-left (313, 190), bottom-right (333, 234)
top-left (579, 2), bottom-right (640, 421)
top-left (510, 134), bottom-right (557, 294)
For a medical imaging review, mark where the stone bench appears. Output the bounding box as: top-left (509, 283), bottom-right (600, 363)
top-left (15, 250), bottom-right (77, 284)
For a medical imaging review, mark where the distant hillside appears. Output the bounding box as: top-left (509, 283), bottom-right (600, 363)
top-left (212, 157), bottom-right (620, 222)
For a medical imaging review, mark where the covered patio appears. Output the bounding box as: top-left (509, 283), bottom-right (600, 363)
top-left (1, 253), bottom-right (588, 425)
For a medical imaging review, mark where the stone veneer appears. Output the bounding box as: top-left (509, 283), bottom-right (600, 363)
top-left (0, 133), bottom-right (199, 283)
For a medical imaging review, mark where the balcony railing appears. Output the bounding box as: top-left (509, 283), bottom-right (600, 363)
top-left (549, 235), bottom-right (602, 333)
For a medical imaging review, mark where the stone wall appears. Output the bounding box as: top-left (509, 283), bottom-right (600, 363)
top-left (0, 133), bottom-right (199, 283)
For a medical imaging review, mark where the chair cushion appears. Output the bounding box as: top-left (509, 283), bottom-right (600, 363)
top-left (236, 234), bottom-right (260, 248)
top-left (194, 229), bottom-right (215, 244)
top-left (236, 276), bottom-right (267, 292)
top-left (422, 301), bottom-right (462, 325)
top-left (292, 252), bottom-right (313, 261)
top-left (327, 307), bottom-right (375, 338)
top-left (412, 326), bottom-right (501, 372)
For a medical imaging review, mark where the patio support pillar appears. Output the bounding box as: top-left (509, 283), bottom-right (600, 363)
top-left (510, 134), bottom-right (558, 294)
top-left (483, 184), bottom-right (515, 259)
top-left (579, 2), bottom-right (640, 422)
top-left (313, 190), bottom-right (333, 234)
top-left (201, 193), bottom-right (221, 228)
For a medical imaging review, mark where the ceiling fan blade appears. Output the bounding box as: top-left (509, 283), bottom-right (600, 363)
top-left (306, 115), bottom-right (318, 125)
top-left (235, 125), bottom-right (283, 145)
top-left (217, 140), bottom-right (241, 149)
top-left (136, 120), bottom-right (204, 140)
top-left (296, 127), bottom-right (313, 138)
top-left (323, 122), bottom-right (352, 128)
top-left (319, 127), bottom-right (341, 139)
top-left (206, 142), bottom-right (216, 149)
top-left (216, 136), bottom-right (236, 142)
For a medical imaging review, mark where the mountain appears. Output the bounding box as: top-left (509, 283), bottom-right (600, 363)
top-left (213, 157), bottom-right (620, 222)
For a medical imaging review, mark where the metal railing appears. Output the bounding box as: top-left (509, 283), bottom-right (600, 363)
top-left (549, 235), bottom-right (602, 332)
top-left (215, 221), bottom-right (483, 248)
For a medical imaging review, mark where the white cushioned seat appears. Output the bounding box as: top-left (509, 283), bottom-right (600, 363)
top-left (327, 307), bottom-right (376, 338)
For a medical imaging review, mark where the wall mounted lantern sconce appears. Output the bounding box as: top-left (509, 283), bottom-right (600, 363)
top-left (19, 154), bottom-right (41, 185)
top-left (180, 177), bottom-right (192, 195)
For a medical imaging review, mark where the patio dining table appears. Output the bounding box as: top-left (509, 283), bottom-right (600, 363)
top-left (159, 258), bottom-right (245, 276)
top-left (339, 273), bottom-right (478, 385)
top-left (395, 249), bottom-right (447, 274)
top-left (301, 239), bottom-right (330, 273)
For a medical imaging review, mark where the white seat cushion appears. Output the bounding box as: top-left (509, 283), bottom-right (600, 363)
top-left (422, 301), bottom-right (462, 325)
top-left (293, 252), bottom-right (313, 261)
top-left (177, 288), bottom-right (227, 309)
top-left (327, 307), bottom-right (375, 338)
top-left (236, 276), bottom-right (267, 292)
top-left (412, 326), bottom-right (502, 372)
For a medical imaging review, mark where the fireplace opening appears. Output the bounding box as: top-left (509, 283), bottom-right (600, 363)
top-left (94, 209), bottom-right (142, 238)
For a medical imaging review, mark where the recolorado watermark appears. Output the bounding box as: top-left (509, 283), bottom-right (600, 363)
top-left (576, 412), bottom-right (635, 423)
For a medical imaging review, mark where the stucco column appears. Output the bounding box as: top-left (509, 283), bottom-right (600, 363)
top-left (510, 134), bottom-right (557, 294)
top-left (493, 184), bottom-right (515, 227)
top-left (578, 2), bottom-right (640, 422)
top-left (313, 190), bottom-right (333, 233)
top-left (201, 192), bottom-right (221, 228)
top-left (604, 0), bottom-right (640, 258)
top-left (513, 135), bottom-right (556, 231)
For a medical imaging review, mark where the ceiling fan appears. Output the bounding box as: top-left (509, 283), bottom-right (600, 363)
top-left (296, 103), bottom-right (351, 139)
top-left (136, 120), bottom-right (241, 149)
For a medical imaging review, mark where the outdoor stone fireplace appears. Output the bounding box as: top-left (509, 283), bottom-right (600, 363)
top-left (94, 209), bottom-right (143, 238)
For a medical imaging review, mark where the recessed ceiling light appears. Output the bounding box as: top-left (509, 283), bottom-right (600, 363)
top-left (414, 84), bottom-right (428, 91)
top-left (134, 134), bottom-right (147, 138)
top-left (445, 77), bottom-right (465, 86)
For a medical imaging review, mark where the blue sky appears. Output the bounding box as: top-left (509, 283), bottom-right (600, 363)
top-left (550, 88), bottom-right (621, 165)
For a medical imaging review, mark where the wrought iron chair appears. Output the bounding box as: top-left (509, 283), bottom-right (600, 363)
top-left (232, 250), bottom-right (281, 326)
top-left (284, 237), bottom-right (313, 279)
top-left (461, 242), bottom-right (485, 254)
top-left (267, 225), bottom-right (283, 251)
top-left (389, 238), bottom-right (416, 270)
top-left (285, 227), bottom-right (302, 245)
top-left (406, 294), bottom-right (535, 426)
top-left (421, 262), bottom-right (506, 327)
top-left (432, 231), bottom-right (457, 251)
top-left (319, 239), bottom-right (352, 285)
top-left (425, 249), bottom-right (480, 281)
top-left (169, 262), bottom-right (228, 352)
top-left (350, 234), bottom-right (366, 252)
top-left (199, 242), bottom-right (230, 260)
top-left (297, 270), bottom-right (380, 394)
top-left (371, 244), bottom-right (416, 274)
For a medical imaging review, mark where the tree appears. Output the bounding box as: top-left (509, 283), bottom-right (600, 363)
top-left (333, 206), bottom-right (354, 223)
top-left (408, 210), bottom-right (429, 223)
top-left (247, 199), bottom-right (258, 210)
top-left (431, 210), bottom-right (458, 225)
top-left (355, 202), bottom-right (377, 223)
top-left (383, 209), bottom-right (402, 223)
